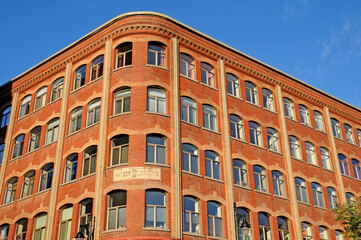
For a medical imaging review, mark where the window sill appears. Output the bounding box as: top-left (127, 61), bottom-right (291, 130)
top-left (341, 174), bottom-right (353, 179)
top-left (183, 232), bottom-right (205, 238)
top-left (200, 82), bottom-right (218, 91)
top-left (70, 85), bottom-right (86, 94)
top-left (204, 176), bottom-right (224, 183)
top-left (16, 114), bottom-right (29, 122)
top-left (32, 106), bottom-right (45, 114)
top-left (106, 163), bottom-right (130, 170)
top-left (246, 101), bottom-right (261, 108)
top-left (334, 136), bottom-right (344, 142)
top-left (264, 108), bottom-right (277, 114)
top-left (88, 76), bottom-right (103, 85)
top-left (234, 184), bottom-right (252, 191)
top-left (48, 97), bottom-right (62, 106)
top-left (65, 130), bottom-right (81, 138)
top-left (255, 190), bottom-right (271, 196)
top-left (307, 162), bottom-right (320, 168)
top-left (112, 65), bottom-right (133, 73)
top-left (249, 143), bottom-right (266, 150)
top-left (285, 116), bottom-right (298, 123)
top-left (180, 74), bottom-right (198, 83)
top-left (182, 170), bottom-right (202, 178)
top-left (230, 137), bottom-right (247, 144)
top-left (42, 141), bottom-right (57, 149)
top-left (207, 236), bottom-right (225, 240)
top-left (316, 129), bottom-right (327, 135)
top-left (347, 141), bottom-right (358, 147)
top-left (268, 149), bottom-right (283, 155)
top-left (110, 112), bottom-right (132, 119)
top-left (322, 167), bottom-right (334, 173)
top-left (144, 162), bottom-right (170, 168)
top-left (274, 194), bottom-right (289, 200)
top-left (202, 128), bottom-right (221, 135)
top-left (17, 195), bottom-right (32, 202)
top-left (102, 228), bottom-right (127, 234)
top-left (181, 120), bottom-right (200, 128)
top-left (9, 156), bottom-right (22, 162)
top-left (84, 122), bottom-right (99, 130)
top-left (145, 111), bottom-right (170, 118)
top-left (314, 205), bottom-right (328, 211)
top-left (298, 201), bottom-right (311, 206)
top-left (142, 227), bottom-right (171, 232)
top-left (145, 64), bottom-right (170, 71)
top-left (227, 93), bottom-right (243, 101)
top-left (35, 188), bottom-right (51, 196)
top-left (60, 179), bottom-right (77, 187)
top-left (79, 172), bottom-right (96, 181)
top-left (292, 157), bottom-right (304, 163)
top-left (25, 148), bottom-right (40, 156)
top-left (1, 201), bottom-right (14, 207)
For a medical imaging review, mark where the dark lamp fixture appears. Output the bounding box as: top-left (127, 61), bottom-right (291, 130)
top-left (74, 213), bottom-right (95, 240)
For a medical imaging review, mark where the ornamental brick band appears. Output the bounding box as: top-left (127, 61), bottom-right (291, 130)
top-left (113, 167), bottom-right (161, 181)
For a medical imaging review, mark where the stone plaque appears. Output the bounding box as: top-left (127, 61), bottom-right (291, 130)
top-left (113, 167), bottom-right (161, 181)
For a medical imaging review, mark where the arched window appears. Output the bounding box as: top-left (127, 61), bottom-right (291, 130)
top-left (233, 159), bottom-right (248, 187)
top-left (277, 216), bottom-right (290, 239)
top-left (0, 224), bottom-right (9, 240)
top-left (346, 192), bottom-right (356, 204)
top-left (262, 88), bottom-right (274, 111)
top-left (146, 134), bottom-right (166, 164)
top-left (147, 88), bottom-right (166, 114)
top-left (21, 170), bottom-right (35, 198)
top-left (305, 142), bottom-right (317, 165)
top-left (29, 126), bottom-right (41, 152)
top-left (180, 53), bottom-right (195, 79)
top-left (19, 95), bottom-right (31, 118)
top-left (352, 159), bottom-right (361, 180)
top-left (111, 135), bottom-right (129, 166)
top-left (145, 190), bottom-right (166, 228)
top-left (79, 199), bottom-right (93, 236)
top-left (114, 88), bottom-right (131, 115)
top-left (74, 65), bottom-right (86, 90)
top-left (335, 230), bottom-right (344, 240)
top-left (0, 106), bottom-right (11, 128)
top-left (64, 154), bottom-right (78, 183)
top-left (272, 170), bottom-right (285, 197)
top-left (357, 129), bottom-right (361, 147)
top-left (319, 226), bottom-right (329, 240)
top-left (12, 134), bottom-right (24, 158)
top-left (249, 121), bottom-right (262, 146)
top-left (338, 154), bottom-right (349, 176)
top-left (236, 207), bottom-right (251, 239)
top-left (312, 182), bottom-right (324, 207)
top-left (201, 62), bottom-right (215, 87)
top-left (45, 118), bottom-right (59, 144)
top-left (51, 77), bottom-right (64, 102)
top-left (205, 150), bottom-right (220, 180)
top-left (230, 114), bottom-right (243, 140)
top-left (207, 201), bottom-right (222, 237)
top-left (69, 107), bottom-right (82, 133)
top-left (289, 136), bottom-right (301, 159)
top-left (295, 177), bottom-right (308, 203)
top-left (148, 42), bottom-right (166, 67)
top-left (107, 190), bottom-right (127, 229)
top-left (344, 124), bottom-right (354, 144)
top-left (331, 118), bottom-right (342, 139)
top-left (39, 163), bottom-right (54, 191)
top-left (253, 165), bottom-right (267, 192)
top-left (33, 213), bottom-right (47, 240)
top-left (34, 87), bottom-right (47, 110)
top-left (299, 104), bottom-right (310, 126)
top-left (59, 205), bottom-right (73, 240)
top-left (258, 212), bottom-right (271, 239)
top-left (182, 144), bottom-right (198, 174)
top-left (314, 110), bottom-right (324, 132)
top-left (87, 99), bottom-right (101, 126)
top-left (320, 147), bottom-right (332, 170)
top-left (4, 177), bottom-right (17, 203)
top-left (283, 98), bottom-right (294, 120)
top-left (267, 128), bottom-right (279, 152)
top-left (227, 73), bottom-right (239, 97)
top-left (301, 222), bottom-right (313, 239)
top-left (203, 105), bottom-right (217, 131)
top-left (83, 146), bottom-right (97, 176)
top-left (181, 97), bottom-right (197, 124)
top-left (327, 187), bottom-right (338, 209)
top-left (245, 81), bottom-right (258, 104)
top-left (15, 218), bottom-right (28, 240)
top-left (91, 55), bottom-right (104, 81)
top-left (183, 196), bottom-right (199, 234)
top-left (116, 42), bottom-right (132, 68)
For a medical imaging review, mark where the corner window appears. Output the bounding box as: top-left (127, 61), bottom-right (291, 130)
top-left (344, 124), bottom-right (354, 144)
top-left (64, 154), bottom-right (78, 183)
top-left (203, 105), bottom-right (217, 131)
top-left (245, 81), bottom-right (258, 105)
top-left (253, 165), bottom-right (267, 192)
top-left (312, 182), bottom-right (324, 207)
top-left (314, 111), bottom-right (324, 132)
top-left (277, 216), bottom-right (290, 240)
top-left (201, 62), bottom-right (215, 87)
top-left (4, 177), bottom-right (17, 204)
top-left (326, 187), bottom-right (338, 209)
top-left (249, 121), bottom-right (262, 146)
top-left (289, 136), bottom-right (301, 159)
top-left (39, 164), bottom-right (53, 192)
top-left (258, 212), bottom-right (271, 240)
top-left (0, 106), bottom-right (11, 128)
top-left (338, 154), bottom-right (349, 176)
top-left (262, 88), bottom-right (274, 111)
top-left (227, 73), bottom-right (239, 97)
top-left (148, 42), bottom-right (166, 67)
top-left (146, 135), bottom-right (166, 164)
top-left (29, 126), bottom-right (41, 152)
top-left (114, 88), bottom-right (131, 115)
top-left (116, 42), bottom-right (132, 68)
top-left (346, 192), bottom-right (356, 204)
top-left (12, 134), bottom-right (24, 158)
top-left (182, 144), bottom-right (198, 174)
top-left (267, 128), bottom-right (279, 152)
top-left (205, 150), bottom-right (220, 180)
top-left (87, 99), bottom-right (101, 126)
top-left (181, 97), bottom-right (197, 124)
top-left (107, 191), bottom-right (127, 229)
top-left (15, 219), bottom-right (28, 240)
top-left (230, 114), bottom-right (243, 140)
top-left (283, 98), bottom-right (294, 120)
top-left (301, 222), bottom-right (313, 240)
top-left (45, 118), bottom-right (59, 145)
top-left (331, 118), bottom-right (341, 139)
top-left (51, 77), bottom-right (64, 102)
top-left (0, 224), bottom-right (9, 240)
top-left (34, 87), bottom-right (47, 110)
top-left (147, 88), bottom-right (166, 114)
top-left (299, 105), bottom-right (310, 126)
top-left (33, 213), bottom-right (47, 240)
top-left (58, 206), bottom-right (73, 240)
top-left (90, 55), bottom-right (104, 81)
top-left (305, 142), bottom-right (317, 165)
top-left (111, 135), bottom-right (129, 166)
top-left (69, 107), bottom-right (82, 134)
top-left (74, 65), bottom-right (86, 90)
top-left (180, 53), bottom-right (195, 79)
top-left (272, 170), bottom-right (285, 197)
top-left (352, 159), bottom-right (361, 180)
top-left (233, 159), bottom-right (248, 187)
top-left (184, 196), bottom-right (200, 234)
top-left (318, 226), bottom-right (329, 240)
top-left (21, 170), bottom-right (35, 198)
top-left (295, 177), bottom-right (308, 203)
top-left (145, 190), bottom-right (166, 228)
top-left (83, 146), bottom-right (97, 176)
top-left (207, 201), bottom-right (222, 237)
top-left (320, 147), bottom-right (332, 170)
top-left (19, 95), bottom-right (31, 118)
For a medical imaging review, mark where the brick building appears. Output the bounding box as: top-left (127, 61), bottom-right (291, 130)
top-left (0, 11), bottom-right (360, 240)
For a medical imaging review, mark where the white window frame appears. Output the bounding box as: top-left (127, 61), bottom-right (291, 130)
top-left (295, 177), bottom-right (308, 203)
top-left (148, 43), bottom-right (166, 67)
top-left (114, 88), bottom-right (131, 115)
top-left (253, 165), bottom-right (267, 192)
top-left (45, 119), bottom-right (59, 145)
top-left (314, 111), bottom-right (324, 132)
top-left (205, 150), bottom-right (220, 180)
top-left (312, 182), bottom-right (324, 207)
top-left (183, 196), bottom-right (200, 234)
top-left (147, 88), bottom-right (166, 114)
top-left (201, 62), bottom-right (215, 87)
top-left (146, 135), bottom-right (166, 164)
top-left (74, 65), bottom-right (86, 90)
top-left (116, 42), bottom-right (132, 68)
top-left (90, 55), bottom-right (104, 81)
top-left (203, 105), bottom-right (217, 131)
top-left (19, 95), bottom-right (31, 118)
top-left (69, 108), bottom-right (82, 134)
top-left (34, 87), bottom-right (47, 111)
top-left (305, 142), bottom-right (317, 165)
top-left (233, 159), bottom-right (248, 187)
top-left (145, 190), bottom-right (166, 229)
top-left (227, 73), bottom-right (239, 97)
top-left (331, 118), bottom-right (342, 139)
top-left (299, 105), bottom-right (310, 126)
top-left (249, 121), bottom-right (262, 146)
top-left (283, 98), bottom-right (294, 120)
top-left (33, 214), bottom-right (47, 240)
top-left (181, 97), bottom-right (197, 124)
top-left (245, 81), bottom-right (258, 105)
top-left (51, 78), bottom-right (64, 102)
top-left (262, 88), bottom-right (274, 111)
top-left (326, 187), bottom-right (338, 209)
top-left (58, 206), bottom-right (73, 240)
top-left (180, 53), bottom-right (195, 79)
top-left (21, 171), bottom-right (35, 198)
top-left (182, 144), bottom-right (198, 174)
top-left (289, 136), bottom-right (301, 159)
top-left (267, 128), bottom-right (279, 152)
top-left (230, 115), bottom-right (243, 140)
top-left (207, 201), bottom-right (222, 237)
top-left (107, 191), bottom-right (127, 230)
top-left (320, 147), bottom-right (332, 170)
top-left (87, 99), bottom-right (101, 126)
top-left (272, 171), bottom-right (285, 197)
top-left (344, 124), bottom-right (354, 144)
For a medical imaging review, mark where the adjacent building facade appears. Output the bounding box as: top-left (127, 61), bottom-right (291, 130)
top-left (0, 12), bottom-right (360, 240)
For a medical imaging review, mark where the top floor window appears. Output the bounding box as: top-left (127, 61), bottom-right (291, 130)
top-left (147, 88), bottom-right (166, 114)
top-left (180, 53), bottom-right (195, 79)
top-left (299, 105), bottom-right (310, 126)
top-left (357, 129), bottom-right (361, 147)
top-left (283, 98), bottom-right (294, 120)
top-left (262, 88), bottom-right (274, 111)
top-left (114, 88), bottom-right (131, 115)
top-left (0, 106), bottom-right (11, 128)
top-left (344, 124), bottom-right (354, 144)
top-left (181, 97), bottom-right (196, 125)
top-left (19, 95), bottom-right (31, 118)
top-left (116, 42), bottom-right (132, 68)
top-left (148, 42), bottom-right (166, 67)
top-left (245, 81), bottom-right (258, 105)
top-left (203, 105), bottom-right (217, 131)
top-left (331, 118), bottom-right (342, 139)
top-left (34, 87), bottom-right (47, 110)
top-left (91, 55), bottom-right (104, 81)
top-left (51, 77), bottom-right (64, 102)
top-left (227, 73), bottom-right (239, 97)
top-left (201, 62), bottom-right (215, 87)
top-left (314, 110), bottom-right (324, 131)
top-left (74, 65), bottom-right (86, 90)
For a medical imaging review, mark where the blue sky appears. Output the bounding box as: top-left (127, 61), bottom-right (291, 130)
top-left (1, 0), bottom-right (361, 108)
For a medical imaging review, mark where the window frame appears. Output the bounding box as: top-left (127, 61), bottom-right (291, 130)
top-left (182, 144), bottom-right (198, 174)
top-left (344, 124), bottom-right (354, 144)
top-left (86, 99), bottom-right (101, 126)
top-left (311, 182), bottom-right (324, 208)
top-left (203, 105), bottom-right (217, 131)
top-left (301, 222), bottom-right (313, 240)
top-left (147, 88), bottom-right (166, 114)
top-left (233, 159), bottom-right (248, 187)
top-left (12, 134), bottom-right (24, 159)
top-left (289, 136), bottom-right (301, 159)
top-left (245, 81), bottom-right (258, 105)
top-left (0, 106), bottom-right (11, 128)
top-left (69, 107), bottom-right (82, 134)
top-left (183, 196), bottom-right (200, 234)
top-left (249, 121), bottom-right (262, 146)
top-left (295, 177), bottom-right (308, 203)
top-left (58, 206), bottom-right (73, 240)
top-left (4, 177), bottom-right (17, 204)
top-left (116, 42), bottom-right (133, 68)
top-left (64, 154), bottom-right (78, 183)
top-left (305, 142), bottom-right (317, 165)
top-left (253, 165), bottom-right (267, 192)
top-left (19, 95), bottom-right (31, 118)
top-left (207, 201), bottom-right (222, 237)
top-left (283, 98), bottom-right (295, 120)
top-left (111, 135), bottom-right (129, 166)
top-left (331, 118), bottom-right (342, 139)
top-left (267, 127), bottom-right (279, 152)
top-left (181, 97), bottom-right (197, 125)
top-left (21, 171), bottom-right (35, 199)
top-left (51, 77), bottom-right (64, 102)
top-left (352, 159), bottom-right (361, 180)
top-left (299, 104), bottom-right (310, 126)
top-left (230, 114), bottom-right (243, 140)
top-left (146, 135), bottom-right (166, 165)
top-left (314, 111), bottom-right (324, 132)
top-left (262, 88), bottom-right (275, 111)
top-left (326, 187), bottom-right (338, 209)
top-left (28, 126), bottom-right (41, 152)
top-left (45, 118), bottom-right (59, 145)
top-left (147, 42), bottom-right (166, 67)
top-left (145, 190), bottom-right (166, 229)
top-left (83, 146), bottom-right (97, 177)
top-left (272, 170), bottom-right (286, 197)
top-left (205, 150), bottom-right (220, 180)
top-left (15, 218), bottom-right (28, 240)
top-left (338, 154), bottom-right (349, 176)
top-left (180, 53), bottom-right (195, 79)
top-left (277, 216), bottom-right (290, 240)
top-left (73, 65), bottom-right (86, 90)
top-left (107, 191), bottom-right (127, 230)
top-left (258, 212), bottom-right (272, 240)
top-left (226, 73), bottom-right (239, 97)
top-left (90, 55), bottom-right (104, 81)
top-left (114, 88), bottom-right (131, 115)
top-left (39, 164), bottom-right (53, 192)
top-left (201, 62), bottom-right (215, 87)
top-left (34, 87), bottom-right (47, 111)
top-left (320, 147), bottom-right (332, 170)
top-left (33, 213), bottom-right (47, 240)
